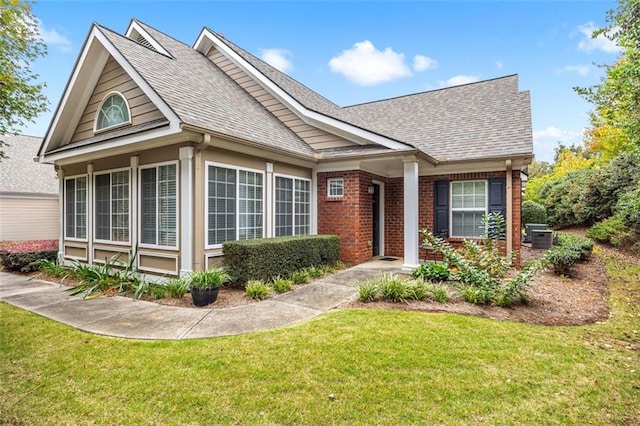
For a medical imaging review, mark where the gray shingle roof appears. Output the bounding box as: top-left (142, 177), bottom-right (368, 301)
top-left (1, 134), bottom-right (58, 195)
top-left (98, 23), bottom-right (314, 157)
top-left (340, 76), bottom-right (532, 162)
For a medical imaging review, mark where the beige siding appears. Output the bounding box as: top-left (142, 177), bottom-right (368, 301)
top-left (64, 244), bottom-right (87, 260)
top-left (207, 48), bottom-right (356, 150)
top-left (70, 57), bottom-right (165, 143)
top-left (0, 197), bottom-right (59, 240)
top-left (138, 253), bottom-right (179, 276)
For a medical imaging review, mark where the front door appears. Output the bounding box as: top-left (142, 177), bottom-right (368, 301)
top-left (372, 183), bottom-right (380, 256)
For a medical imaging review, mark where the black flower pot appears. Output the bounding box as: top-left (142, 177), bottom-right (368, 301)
top-left (191, 286), bottom-right (220, 307)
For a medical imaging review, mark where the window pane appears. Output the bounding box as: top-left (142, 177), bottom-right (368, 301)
top-left (275, 176), bottom-right (293, 237)
top-left (158, 164), bottom-right (177, 246)
top-left (208, 166), bottom-right (236, 245)
top-left (141, 168), bottom-right (157, 245)
top-left (294, 179), bottom-right (311, 235)
top-left (96, 94), bottom-right (130, 130)
top-left (111, 171), bottom-right (129, 242)
top-left (95, 174), bottom-right (111, 240)
top-left (65, 179), bottom-right (76, 238)
top-left (238, 171), bottom-right (262, 241)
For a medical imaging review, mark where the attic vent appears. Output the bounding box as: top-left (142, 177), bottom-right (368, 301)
top-left (136, 34), bottom-right (157, 52)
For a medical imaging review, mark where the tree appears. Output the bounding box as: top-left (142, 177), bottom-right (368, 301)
top-left (0, 0), bottom-right (48, 159)
top-left (575, 0), bottom-right (640, 154)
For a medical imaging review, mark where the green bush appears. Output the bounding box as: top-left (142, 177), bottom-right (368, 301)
top-left (426, 282), bottom-right (451, 303)
top-left (545, 232), bottom-right (594, 275)
top-left (377, 274), bottom-right (410, 302)
top-left (290, 269), bottom-right (310, 285)
top-left (165, 279), bottom-right (189, 299)
top-left (0, 249), bottom-right (57, 272)
top-left (357, 281), bottom-right (378, 302)
top-left (540, 169), bottom-right (592, 227)
top-left (412, 262), bottom-right (451, 282)
top-left (272, 277), bottom-right (293, 294)
top-left (245, 280), bottom-right (271, 300)
top-left (587, 216), bottom-right (630, 246)
top-left (223, 235), bottom-right (340, 284)
top-left (521, 200), bottom-right (547, 225)
top-left (406, 280), bottom-right (429, 301)
top-left (306, 266), bottom-right (325, 279)
top-left (615, 186), bottom-right (640, 227)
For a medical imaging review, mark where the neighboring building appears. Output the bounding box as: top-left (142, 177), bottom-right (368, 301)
top-left (37, 19), bottom-right (533, 277)
top-left (1, 134), bottom-right (58, 241)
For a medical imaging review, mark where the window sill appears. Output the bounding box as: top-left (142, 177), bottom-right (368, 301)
top-left (325, 197), bottom-right (343, 202)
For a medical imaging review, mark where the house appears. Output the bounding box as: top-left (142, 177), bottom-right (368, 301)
top-left (37, 19), bottom-right (533, 278)
top-left (1, 134), bottom-right (58, 241)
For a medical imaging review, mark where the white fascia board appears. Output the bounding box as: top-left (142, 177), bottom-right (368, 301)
top-left (194, 29), bottom-right (410, 151)
top-left (40, 127), bottom-right (182, 165)
top-left (124, 21), bottom-right (173, 58)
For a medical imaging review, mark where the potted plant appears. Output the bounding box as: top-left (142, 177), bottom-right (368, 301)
top-left (189, 267), bottom-right (230, 307)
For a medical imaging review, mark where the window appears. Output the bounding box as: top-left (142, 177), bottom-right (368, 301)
top-left (95, 93), bottom-right (130, 131)
top-left (65, 176), bottom-right (87, 240)
top-left (450, 181), bottom-right (487, 238)
top-left (275, 176), bottom-right (311, 237)
top-left (95, 170), bottom-right (130, 243)
top-left (327, 178), bottom-right (344, 197)
top-left (141, 163), bottom-right (178, 248)
top-left (206, 164), bottom-right (263, 247)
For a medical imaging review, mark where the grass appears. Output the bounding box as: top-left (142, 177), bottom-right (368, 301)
top-left (1, 248), bottom-right (639, 425)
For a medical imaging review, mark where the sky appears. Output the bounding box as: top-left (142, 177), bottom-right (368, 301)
top-left (23, 0), bottom-right (621, 163)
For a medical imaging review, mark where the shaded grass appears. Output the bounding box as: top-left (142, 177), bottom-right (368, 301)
top-left (1, 249), bottom-right (639, 425)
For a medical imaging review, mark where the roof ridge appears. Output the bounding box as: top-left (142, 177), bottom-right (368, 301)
top-left (133, 19), bottom-right (193, 49)
top-left (98, 23), bottom-right (172, 58)
top-left (343, 74), bottom-right (520, 109)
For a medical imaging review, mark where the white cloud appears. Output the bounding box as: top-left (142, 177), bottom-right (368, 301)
top-left (37, 19), bottom-right (71, 52)
top-left (260, 48), bottom-right (293, 73)
top-left (438, 75), bottom-right (479, 88)
top-left (413, 54), bottom-right (438, 72)
top-left (559, 64), bottom-right (591, 76)
top-left (576, 21), bottom-right (622, 54)
top-left (532, 126), bottom-right (582, 162)
top-left (496, 61), bottom-right (504, 70)
top-left (329, 40), bottom-right (411, 85)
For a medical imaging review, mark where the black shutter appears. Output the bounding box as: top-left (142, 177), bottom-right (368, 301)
top-left (488, 177), bottom-right (506, 238)
top-left (434, 180), bottom-right (449, 237)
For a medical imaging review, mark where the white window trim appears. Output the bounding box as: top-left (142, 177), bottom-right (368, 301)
top-left (327, 177), bottom-right (344, 197)
top-left (138, 160), bottom-right (180, 251)
top-left (93, 91), bottom-right (132, 133)
top-left (93, 167), bottom-right (132, 246)
top-left (273, 173), bottom-right (312, 237)
top-left (449, 180), bottom-right (488, 238)
top-left (204, 161), bottom-right (266, 250)
top-left (63, 174), bottom-right (88, 243)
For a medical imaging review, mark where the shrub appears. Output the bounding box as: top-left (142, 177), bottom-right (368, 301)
top-left (272, 277), bottom-right (293, 293)
top-left (290, 269), bottom-right (310, 285)
top-left (377, 273), bottom-right (410, 302)
top-left (545, 232), bottom-right (594, 275)
top-left (426, 282), bottom-right (451, 303)
top-left (223, 235), bottom-right (339, 284)
top-left (521, 200), bottom-right (547, 225)
top-left (587, 216), bottom-right (630, 245)
top-left (39, 259), bottom-right (72, 278)
top-left (66, 252), bottom-right (137, 299)
top-left (150, 284), bottom-right (167, 300)
top-left (457, 284), bottom-right (491, 304)
top-left (357, 281), bottom-right (378, 302)
top-left (245, 280), bottom-right (271, 300)
top-left (189, 267), bottom-right (230, 288)
top-left (412, 262), bottom-right (451, 282)
top-left (306, 266), bottom-right (325, 279)
top-left (406, 280), bottom-right (429, 301)
top-left (165, 279), bottom-right (189, 298)
top-left (0, 240), bottom-right (58, 272)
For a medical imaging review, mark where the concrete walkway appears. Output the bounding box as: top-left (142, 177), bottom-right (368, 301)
top-left (0, 258), bottom-right (404, 340)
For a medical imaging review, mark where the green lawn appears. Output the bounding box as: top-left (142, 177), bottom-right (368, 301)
top-left (1, 250), bottom-right (639, 425)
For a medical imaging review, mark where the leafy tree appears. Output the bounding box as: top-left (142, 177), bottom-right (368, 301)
top-left (526, 159), bottom-right (551, 180)
top-left (575, 0), bottom-right (640, 154)
top-left (0, 0), bottom-right (48, 159)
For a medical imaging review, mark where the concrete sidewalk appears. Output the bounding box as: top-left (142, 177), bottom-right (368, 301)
top-left (0, 258), bottom-right (403, 340)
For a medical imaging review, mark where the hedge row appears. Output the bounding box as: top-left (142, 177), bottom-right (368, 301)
top-left (223, 235), bottom-right (340, 284)
top-left (0, 240), bottom-right (58, 272)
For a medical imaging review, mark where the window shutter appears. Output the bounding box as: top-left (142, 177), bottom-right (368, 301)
top-left (488, 178), bottom-right (506, 217)
top-left (488, 177), bottom-right (506, 239)
top-left (434, 180), bottom-right (449, 237)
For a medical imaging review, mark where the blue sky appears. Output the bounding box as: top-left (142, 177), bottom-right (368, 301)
top-left (25, 0), bottom-right (621, 163)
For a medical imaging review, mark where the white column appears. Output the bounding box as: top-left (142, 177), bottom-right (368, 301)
top-left (265, 162), bottom-right (273, 238)
top-left (87, 164), bottom-right (94, 265)
top-left (57, 167), bottom-right (64, 263)
top-left (402, 157), bottom-right (420, 271)
top-left (506, 160), bottom-right (513, 259)
top-left (311, 168), bottom-right (318, 235)
top-left (179, 146), bottom-right (195, 276)
top-left (130, 156), bottom-right (139, 269)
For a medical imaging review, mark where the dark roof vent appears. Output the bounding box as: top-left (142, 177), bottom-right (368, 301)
top-left (136, 34), bottom-right (157, 52)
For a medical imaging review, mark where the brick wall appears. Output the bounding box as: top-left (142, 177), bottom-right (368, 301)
top-left (318, 169), bottom-right (523, 267)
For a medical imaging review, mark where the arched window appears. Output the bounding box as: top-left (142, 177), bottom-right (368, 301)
top-left (95, 92), bottom-right (131, 131)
